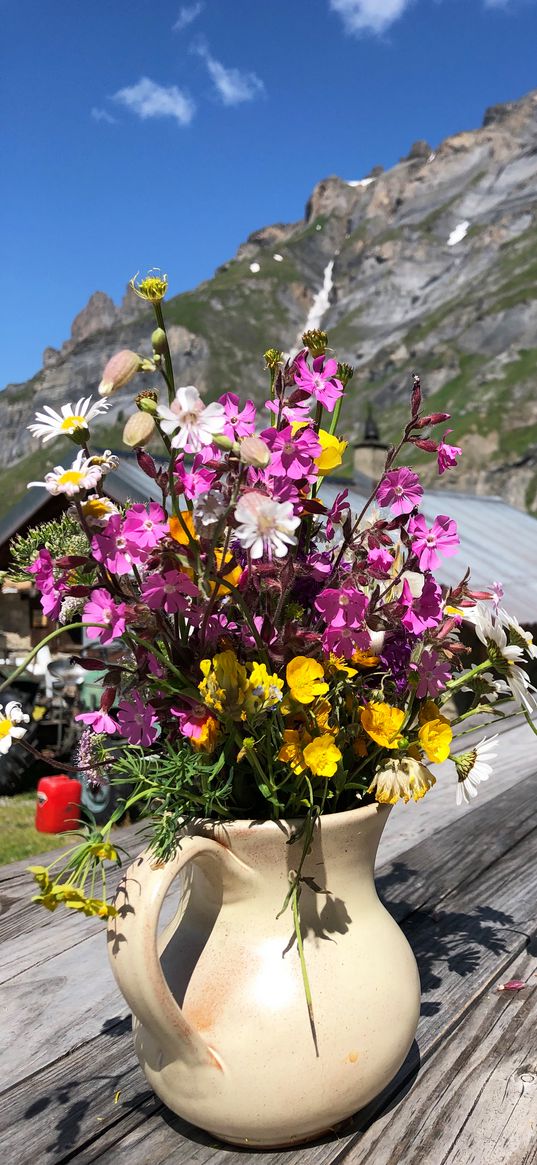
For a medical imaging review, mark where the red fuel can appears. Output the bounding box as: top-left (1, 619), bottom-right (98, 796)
top-left (35, 774), bottom-right (83, 833)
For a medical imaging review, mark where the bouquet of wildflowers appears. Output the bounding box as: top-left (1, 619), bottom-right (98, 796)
top-left (3, 270), bottom-right (536, 922)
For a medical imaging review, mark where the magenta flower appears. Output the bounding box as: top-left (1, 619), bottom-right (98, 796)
top-left (376, 468), bottom-right (423, 516)
top-left (294, 354), bottom-right (344, 413)
top-left (306, 552), bottom-right (332, 580)
top-left (367, 547), bottom-right (393, 577)
top-left (262, 425), bottom-right (321, 481)
top-left (117, 692), bottom-right (159, 746)
top-left (219, 393), bottom-right (256, 440)
top-left (122, 503), bottom-right (168, 550)
top-left (410, 649), bottom-right (451, 698)
top-left (175, 454), bottom-right (216, 500)
top-left (28, 547), bottom-right (55, 589)
top-left (265, 398), bottom-right (312, 425)
top-left (141, 569), bottom-right (199, 615)
top-left (40, 583), bottom-right (65, 621)
top-left (401, 575), bottom-right (443, 634)
top-left (322, 624), bottom-right (372, 659)
top-left (315, 585), bottom-right (369, 629)
top-left (82, 588), bottom-right (127, 645)
top-left (437, 430), bottom-right (462, 475)
top-left (92, 515), bottom-right (147, 576)
top-left (409, 514), bottom-right (459, 572)
top-left (76, 708), bottom-right (118, 734)
top-left (326, 489), bottom-right (350, 540)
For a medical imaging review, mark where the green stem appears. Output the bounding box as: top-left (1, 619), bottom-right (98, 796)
top-left (291, 880), bottom-right (319, 1057)
top-left (153, 302), bottom-right (175, 404)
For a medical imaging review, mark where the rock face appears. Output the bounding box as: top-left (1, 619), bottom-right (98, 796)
top-left (3, 87), bottom-right (537, 514)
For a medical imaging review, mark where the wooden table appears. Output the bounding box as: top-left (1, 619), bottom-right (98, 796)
top-left (1, 774), bottom-right (537, 1165)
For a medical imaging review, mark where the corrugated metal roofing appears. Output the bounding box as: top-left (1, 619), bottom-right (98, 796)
top-left (321, 480), bottom-right (537, 625)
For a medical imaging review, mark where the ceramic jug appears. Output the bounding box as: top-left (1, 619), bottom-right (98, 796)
top-left (108, 801), bottom-right (420, 1147)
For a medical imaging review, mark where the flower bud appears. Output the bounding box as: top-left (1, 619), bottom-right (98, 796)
top-left (136, 390), bottom-right (159, 416)
top-left (302, 329), bottom-right (328, 357)
top-left (151, 327), bottom-right (167, 353)
top-left (239, 436), bottom-right (272, 469)
top-left (337, 362), bottom-right (354, 387)
top-left (264, 348), bottom-right (283, 371)
top-left (98, 350), bottom-right (142, 397)
top-left (122, 412), bottom-right (156, 447)
top-left (130, 270), bottom-right (168, 302)
top-left (212, 434), bottom-right (237, 453)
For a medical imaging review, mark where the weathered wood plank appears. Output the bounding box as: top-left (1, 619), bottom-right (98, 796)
top-left (342, 951), bottom-right (537, 1164)
top-left (25, 817), bottom-right (537, 1164)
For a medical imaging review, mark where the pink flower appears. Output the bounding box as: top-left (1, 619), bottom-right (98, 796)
top-left (219, 393), bottom-right (256, 440)
top-left (323, 624), bottom-right (371, 659)
top-left (76, 709), bottom-right (118, 734)
top-left (367, 547), bottom-right (393, 577)
top-left (262, 425), bottom-right (321, 481)
top-left (122, 503), bottom-right (168, 550)
top-left (409, 514), bottom-right (459, 572)
top-left (306, 552), bottom-right (333, 580)
top-left (437, 430), bottom-right (462, 475)
top-left (265, 398), bottom-right (312, 425)
top-left (376, 468), bottom-right (423, 516)
top-left (92, 515), bottom-right (147, 576)
top-left (82, 588), bottom-right (127, 645)
top-left (326, 489), bottom-right (350, 540)
top-left (41, 583), bottom-right (65, 621)
top-left (117, 692), bottom-right (159, 746)
top-left (315, 585), bottom-right (369, 629)
top-left (141, 569), bottom-right (199, 615)
top-left (175, 454), bottom-right (216, 500)
top-left (294, 354), bottom-right (344, 413)
top-left (410, 649), bottom-right (451, 698)
top-left (28, 548), bottom-right (55, 589)
top-left (401, 575), bottom-right (443, 634)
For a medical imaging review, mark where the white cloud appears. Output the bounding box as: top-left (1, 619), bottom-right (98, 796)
top-left (173, 3), bottom-right (204, 32)
top-left (193, 41), bottom-right (265, 106)
top-left (113, 77), bottom-right (195, 127)
top-left (329, 0), bottom-right (412, 35)
top-left (91, 106), bottom-right (117, 125)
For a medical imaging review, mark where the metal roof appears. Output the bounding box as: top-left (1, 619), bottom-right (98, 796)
top-left (321, 480), bottom-right (537, 625)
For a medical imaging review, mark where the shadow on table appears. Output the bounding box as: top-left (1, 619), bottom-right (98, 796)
top-left (377, 858), bottom-right (516, 1017)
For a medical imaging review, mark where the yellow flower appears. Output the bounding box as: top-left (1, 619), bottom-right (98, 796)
top-left (286, 657), bottom-right (329, 704)
top-left (315, 429), bottom-right (348, 474)
top-left (327, 654), bottom-right (358, 677)
top-left (360, 702), bottom-right (405, 749)
top-left (169, 514), bottom-right (242, 593)
top-left (28, 865), bottom-right (52, 890)
top-left (369, 757), bottom-right (436, 805)
top-left (314, 698), bottom-right (336, 734)
top-left (210, 547), bottom-right (242, 596)
top-left (244, 662), bottom-right (284, 716)
top-left (130, 269), bottom-right (168, 302)
top-left (303, 735), bottom-right (342, 778)
top-left (191, 713), bottom-right (220, 754)
top-left (278, 729), bottom-right (311, 774)
top-left (89, 842), bottom-right (118, 862)
top-left (199, 650), bottom-right (248, 719)
top-left (418, 701), bottom-right (453, 763)
top-left (352, 648), bottom-right (380, 669)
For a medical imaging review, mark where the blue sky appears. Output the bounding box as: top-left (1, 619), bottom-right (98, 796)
top-left (3, 0), bottom-right (537, 387)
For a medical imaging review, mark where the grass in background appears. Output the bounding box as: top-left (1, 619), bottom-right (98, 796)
top-left (0, 795), bottom-right (78, 865)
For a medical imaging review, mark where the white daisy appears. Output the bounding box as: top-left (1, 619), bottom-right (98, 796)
top-left (28, 396), bottom-right (109, 444)
top-left (28, 450), bottom-right (104, 497)
top-left (234, 491), bottom-right (300, 560)
top-left (497, 608), bottom-right (537, 661)
top-left (0, 701), bottom-right (30, 754)
top-left (466, 603), bottom-right (537, 713)
top-left (156, 385), bottom-right (226, 453)
top-left (453, 735), bottom-right (498, 806)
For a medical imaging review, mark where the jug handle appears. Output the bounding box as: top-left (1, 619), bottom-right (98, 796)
top-left (108, 836), bottom-right (252, 1069)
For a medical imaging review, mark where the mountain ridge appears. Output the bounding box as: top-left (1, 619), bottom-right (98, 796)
top-left (3, 86), bottom-right (537, 516)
